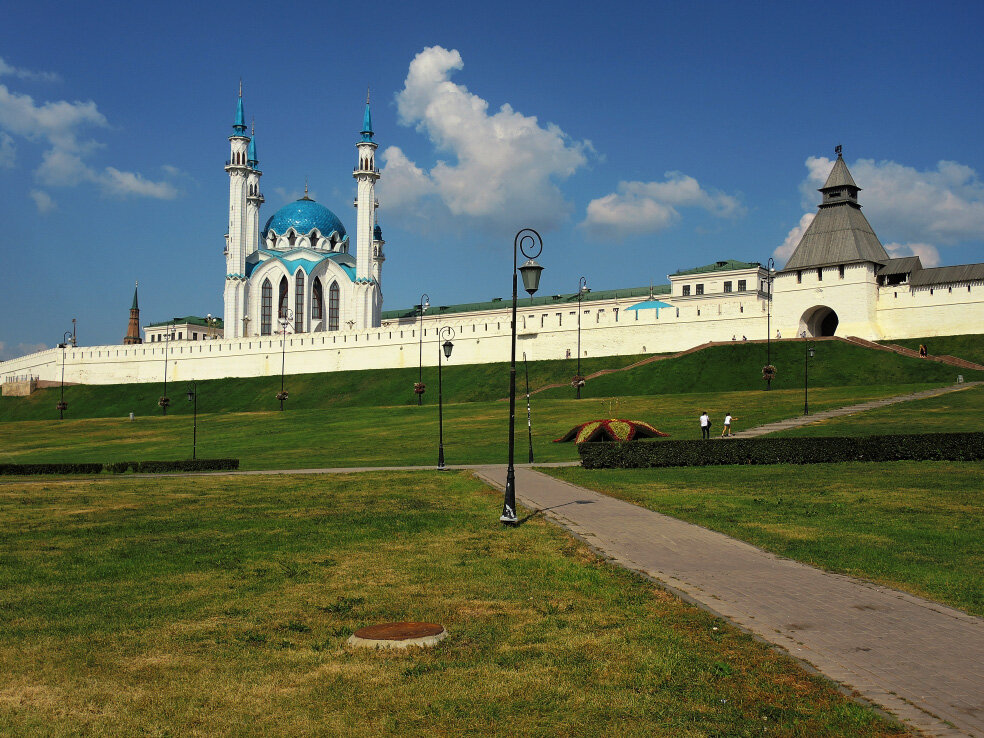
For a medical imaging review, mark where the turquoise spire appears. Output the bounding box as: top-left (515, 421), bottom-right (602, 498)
top-left (360, 88), bottom-right (373, 142)
top-left (233, 80), bottom-right (247, 135)
top-left (247, 118), bottom-right (258, 166)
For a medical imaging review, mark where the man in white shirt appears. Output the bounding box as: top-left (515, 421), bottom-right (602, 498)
top-left (699, 411), bottom-right (710, 440)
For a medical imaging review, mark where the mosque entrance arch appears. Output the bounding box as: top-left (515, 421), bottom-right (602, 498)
top-left (799, 306), bottom-right (839, 337)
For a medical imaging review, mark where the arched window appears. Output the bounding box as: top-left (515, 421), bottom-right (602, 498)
top-left (295, 271), bottom-right (305, 333)
top-left (328, 281), bottom-right (340, 331)
top-left (261, 279), bottom-right (272, 335)
top-left (312, 277), bottom-right (324, 322)
top-left (278, 276), bottom-right (289, 320)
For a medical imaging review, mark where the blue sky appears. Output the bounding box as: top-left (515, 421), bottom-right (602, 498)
top-left (2, 0), bottom-right (983, 356)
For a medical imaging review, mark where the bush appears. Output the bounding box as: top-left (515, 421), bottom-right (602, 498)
top-left (578, 432), bottom-right (984, 469)
top-left (134, 459), bottom-right (240, 473)
top-left (107, 461), bottom-right (138, 474)
top-left (0, 462), bottom-right (104, 475)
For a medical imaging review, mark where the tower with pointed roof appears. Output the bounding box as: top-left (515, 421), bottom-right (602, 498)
top-left (123, 282), bottom-right (142, 345)
top-left (353, 92), bottom-right (382, 327)
top-left (775, 147), bottom-right (890, 338)
top-left (224, 83), bottom-right (254, 338)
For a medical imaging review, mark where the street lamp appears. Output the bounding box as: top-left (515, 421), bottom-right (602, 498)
top-left (205, 313), bottom-right (217, 339)
top-left (160, 320), bottom-right (174, 415)
top-left (575, 276), bottom-right (587, 399)
top-left (186, 383), bottom-right (198, 459)
top-left (503, 228), bottom-right (544, 525)
top-left (524, 352), bottom-right (534, 463)
top-left (803, 336), bottom-right (816, 415)
top-left (765, 257), bottom-right (775, 390)
top-left (415, 293), bottom-right (430, 405)
top-left (56, 330), bottom-right (72, 419)
top-left (437, 326), bottom-right (454, 470)
top-left (278, 308), bottom-right (294, 410)
top-left (242, 314), bottom-right (250, 337)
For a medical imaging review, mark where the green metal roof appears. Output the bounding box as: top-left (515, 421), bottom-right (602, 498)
top-left (671, 260), bottom-right (762, 277)
top-left (146, 315), bottom-right (225, 329)
top-left (380, 284), bottom-right (670, 320)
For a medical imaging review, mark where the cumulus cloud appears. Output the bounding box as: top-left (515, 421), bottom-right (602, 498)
top-left (581, 173), bottom-right (743, 241)
top-left (0, 80), bottom-right (177, 199)
top-left (0, 56), bottom-right (60, 83)
top-left (0, 131), bottom-right (13, 167)
top-left (884, 242), bottom-right (941, 267)
top-left (0, 341), bottom-right (49, 361)
top-left (776, 155), bottom-right (984, 263)
top-left (774, 212), bottom-right (815, 261)
top-left (29, 189), bottom-right (55, 213)
top-left (379, 46), bottom-right (591, 234)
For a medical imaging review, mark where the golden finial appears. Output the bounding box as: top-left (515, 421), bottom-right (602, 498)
top-left (366, 85), bottom-right (370, 105)
top-left (251, 117), bottom-right (255, 136)
top-left (304, 178), bottom-right (308, 196)
top-left (239, 78), bottom-right (242, 98)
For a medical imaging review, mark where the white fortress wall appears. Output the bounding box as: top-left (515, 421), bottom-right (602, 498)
top-left (875, 281), bottom-right (984, 339)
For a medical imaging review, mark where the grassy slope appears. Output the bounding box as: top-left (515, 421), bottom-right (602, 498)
top-left (879, 333), bottom-right (984, 366)
top-left (546, 462), bottom-right (984, 616)
top-left (0, 385), bottom-right (943, 469)
top-left (0, 472), bottom-right (903, 736)
top-left (4, 338), bottom-right (981, 423)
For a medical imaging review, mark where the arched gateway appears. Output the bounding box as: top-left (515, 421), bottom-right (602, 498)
top-left (800, 306), bottom-right (839, 337)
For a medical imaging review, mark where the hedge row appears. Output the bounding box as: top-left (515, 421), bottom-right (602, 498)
top-left (0, 459), bottom-right (239, 475)
top-left (578, 432), bottom-right (984, 469)
top-left (0, 462), bottom-right (104, 475)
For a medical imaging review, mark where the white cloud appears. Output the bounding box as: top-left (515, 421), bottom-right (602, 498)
top-left (0, 82), bottom-right (177, 199)
top-left (0, 131), bottom-right (13, 167)
top-left (29, 189), bottom-right (55, 213)
top-left (379, 46), bottom-right (591, 234)
top-left (0, 341), bottom-right (49, 361)
top-left (884, 242), bottom-right (941, 267)
top-left (774, 212), bottom-right (815, 261)
top-left (581, 173), bottom-right (743, 241)
top-left (273, 186), bottom-right (316, 204)
top-left (0, 57), bottom-right (60, 83)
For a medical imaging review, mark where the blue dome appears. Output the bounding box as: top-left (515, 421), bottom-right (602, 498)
top-left (262, 197), bottom-right (346, 239)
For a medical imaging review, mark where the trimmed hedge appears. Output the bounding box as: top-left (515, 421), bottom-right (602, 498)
top-left (134, 459), bottom-right (240, 473)
top-left (578, 432), bottom-right (984, 469)
top-left (0, 462), bottom-right (104, 475)
top-left (107, 461), bottom-right (138, 474)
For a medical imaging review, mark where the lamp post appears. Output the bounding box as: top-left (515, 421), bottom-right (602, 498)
top-left (242, 314), bottom-right (250, 337)
top-left (503, 228), bottom-right (544, 525)
top-left (524, 352), bottom-right (534, 463)
top-left (71, 318), bottom-right (77, 347)
top-left (56, 330), bottom-right (72, 419)
top-left (416, 293), bottom-right (430, 405)
top-left (186, 382), bottom-right (198, 459)
top-left (278, 308), bottom-right (294, 410)
top-left (205, 313), bottom-right (217, 339)
top-left (160, 320), bottom-right (174, 415)
top-left (575, 276), bottom-right (587, 399)
top-left (803, 336), bottom-right (816, 415)
top-left (437, 326), bottom-right (454, 470)
top-left (765, 257), bottom-right (775, 390)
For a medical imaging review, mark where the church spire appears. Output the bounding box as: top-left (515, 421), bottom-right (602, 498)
top-left (233, 81), bottom-right (247, 136)
top-left (131, 281), bottom-right (139, 310)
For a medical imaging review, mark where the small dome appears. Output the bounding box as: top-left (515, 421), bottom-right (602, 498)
top-left (263, 197), bottom-right (346, 240)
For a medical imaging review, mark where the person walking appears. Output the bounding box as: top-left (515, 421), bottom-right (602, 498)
top-left (699, 411), bottom-right (710, 440)
top-left (721, 412), bottom-right (736, 437)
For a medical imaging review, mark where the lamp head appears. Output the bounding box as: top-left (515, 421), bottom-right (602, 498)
top-left (519, 258), bottom-right (544, 296)
top-left (186, 388), bottom-right (195, 402)
top-left (442, 339), bottom-right (454, 359)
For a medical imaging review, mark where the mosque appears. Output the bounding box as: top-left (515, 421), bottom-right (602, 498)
top-left (1, 94), bottom-right (983, 388)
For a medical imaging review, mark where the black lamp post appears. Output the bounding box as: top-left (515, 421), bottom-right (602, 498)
top-left (56, 330), bottom-right (72, 419)
top-left (160, 320), bottom-right (174, 415)
top-left (278, 308), bottom-right (294, 410)
top-left (416, 293), bottom-right (430, 405)
top-left (186, 382), bottom-right (198, 459)
top-left (803, 337), bottom-right (816, 415)
top-left (524, 352), bottom-right (534, 463)
top-left (503, 228), bottom-right (544, 525)
top-left (437, 326), bottom-right (454, 470)
top-left (575, 276), bottom-right (587, 399)
top-left (765, 257), bottom-right (775, 390)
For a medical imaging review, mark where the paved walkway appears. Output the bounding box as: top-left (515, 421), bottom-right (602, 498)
top-left (732, 381), bottom-right (981, 438)
top-left (473, 465), bottom-right (984, 738)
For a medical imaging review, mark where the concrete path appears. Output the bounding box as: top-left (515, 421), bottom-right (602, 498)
top-left (732, 381), bottom-right (981, 438)
top-left (473, 465), bottom-right (984, 738)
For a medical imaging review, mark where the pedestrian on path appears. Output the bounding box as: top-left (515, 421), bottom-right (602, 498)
top-left (699, 411), bottom-right (711, 439)
top-left (721, 412), bottom-right (736, 437)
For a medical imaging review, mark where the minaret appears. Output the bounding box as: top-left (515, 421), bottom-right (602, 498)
top-left (353, 90), bottom-right (381, 328)
top-left (224, 82), bottom-right (251, 338)
top-left (123, 281), bottom-right (142, 345)
top-left (245, 117), bottom-right (264, 262)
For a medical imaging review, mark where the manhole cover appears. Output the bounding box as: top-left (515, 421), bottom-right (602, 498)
top-left (347, 621), bottom-right (447, 650)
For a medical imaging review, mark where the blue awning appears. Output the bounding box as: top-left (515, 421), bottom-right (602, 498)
top-left (626, 300), bottom-right (673, 311)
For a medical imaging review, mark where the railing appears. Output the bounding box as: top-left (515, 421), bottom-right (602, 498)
top-left (3, 374), bottom-right (38, 383)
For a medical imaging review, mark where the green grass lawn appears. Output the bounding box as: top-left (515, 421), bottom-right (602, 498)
top-left (0, 384), bottom-right (946, 469)
top-left (545, 462), bottom-right (984, 616)
top-left (774, 383), bottom-right (984, 437)
top-left (0, 472), bottom-right (904, 736)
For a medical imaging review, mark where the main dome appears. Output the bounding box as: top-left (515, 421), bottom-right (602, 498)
top-left (262, 197), bottom-right (347, 239)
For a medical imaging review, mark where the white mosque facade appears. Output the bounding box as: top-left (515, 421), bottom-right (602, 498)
top-left (2, 97), bottom-right (983, 388)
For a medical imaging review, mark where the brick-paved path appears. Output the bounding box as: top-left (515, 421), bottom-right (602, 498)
top-left (474, 465), bottom-right (984, 737)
